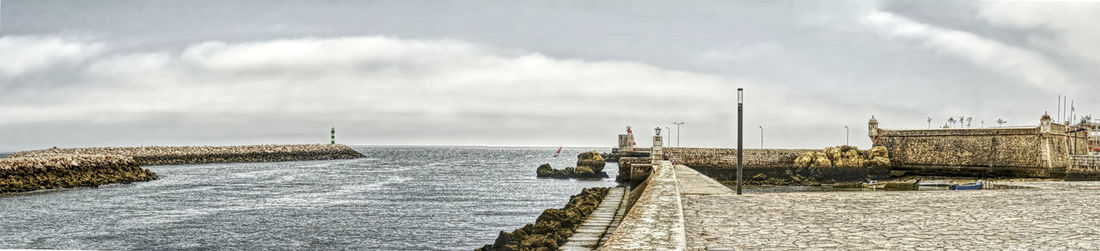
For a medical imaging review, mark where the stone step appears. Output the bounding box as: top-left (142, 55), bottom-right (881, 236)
top-left (560, 186), bottom-right (627, 250)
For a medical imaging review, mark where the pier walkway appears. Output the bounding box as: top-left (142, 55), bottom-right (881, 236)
top-left (603, 161), bottom-right (1100, 250)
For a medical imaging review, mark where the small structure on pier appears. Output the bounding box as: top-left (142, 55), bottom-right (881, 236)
top-left (618, 126), bottom-right (636, 152)
top-left (652, 127), bottom-right (663, 166)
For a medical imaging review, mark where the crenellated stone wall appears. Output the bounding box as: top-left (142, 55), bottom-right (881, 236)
top-left (869, 114), bottom-right (1091, 170)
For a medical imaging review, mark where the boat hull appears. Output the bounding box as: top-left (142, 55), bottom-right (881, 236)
top-left (862, 183), bottom-right (886, 189)
top-left (950, 181), bottom-right (984, 190)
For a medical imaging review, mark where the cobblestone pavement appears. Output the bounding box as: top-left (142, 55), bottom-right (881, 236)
top-left (677, 165), bottom-right (1100, 250)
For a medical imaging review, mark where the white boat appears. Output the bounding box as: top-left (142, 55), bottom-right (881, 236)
top-left (916, 179), bottom-right (952, 186)
top-left (862, 180), bottom-right (886, 189)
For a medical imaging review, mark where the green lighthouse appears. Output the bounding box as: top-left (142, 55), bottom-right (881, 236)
top-left (331, 127), bottom-right (335, 144)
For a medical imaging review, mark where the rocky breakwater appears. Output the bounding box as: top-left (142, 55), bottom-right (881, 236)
top-left (536, 151), bottom-right (609, 179)
top-left (678, 146), bottom-right (893, 186)
top-left (478, 187), bottom-right (609, 251)
top-left (0, 154), bottom-right (157, 194)
top-left (749, 145), bottom-right (891, 185)
top-left (12, 144), bottom-right (366, 166)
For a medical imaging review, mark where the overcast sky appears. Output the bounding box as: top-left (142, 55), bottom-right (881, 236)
top-left (0, 0), bottom-right (1097, 152)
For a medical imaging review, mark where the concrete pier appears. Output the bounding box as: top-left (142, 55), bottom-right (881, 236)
top-left (602, 160), bottom-right (686, 249)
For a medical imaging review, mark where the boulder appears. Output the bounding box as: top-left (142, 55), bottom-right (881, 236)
top-left (824, 147), bottom-right (842, 161)
top-left (794, 152), bottom-right (815, 168)
top-left (869, 146), bottom-right (889, 158)
top-left (810, 152), bottom-right (832, 168)
top-left (536, 163), bottom-right (555, 178)
top-left (870, 156), bottom-right (891, 167)
top-left (575, 166), bottom-right (595, 178)
top-left (535, 162), bottom-right (609, 179)
top-left (576, 151), bottom-right (606, 173)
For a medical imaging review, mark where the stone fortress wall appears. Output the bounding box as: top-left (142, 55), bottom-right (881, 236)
top-left (869, 114), bottom-right (1091, 170)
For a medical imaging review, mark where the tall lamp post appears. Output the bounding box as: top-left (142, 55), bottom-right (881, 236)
top-left (844, 125), bottom-right (849, 146)
top-left (736, 88), bottom-right (743, 196)
top-left (673, 122), bottom-right (685, 147)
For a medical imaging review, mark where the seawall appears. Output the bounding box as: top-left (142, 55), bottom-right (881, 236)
top-left (0, 154), bottom-right (157, 194)
top-left (1067, 155), bottom-right (1100, 180)
top-left (11, 144), bottom-right (366, 166)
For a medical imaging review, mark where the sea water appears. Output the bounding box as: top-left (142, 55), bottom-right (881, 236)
top-left (0, 146), bottom-right (618, 250)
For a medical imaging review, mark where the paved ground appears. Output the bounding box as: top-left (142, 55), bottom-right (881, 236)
top-left (676, 165), bottom-right (1100, 250)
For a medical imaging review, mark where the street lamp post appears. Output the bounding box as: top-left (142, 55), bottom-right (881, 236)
top-left (759, 126), bottom-right (764, 149)
top-left (737, 88), bottom-right (743, 196)
top-left (844, 125), bottom-right (849, 146)
top-left (673, 122), bottom-right (685, 147)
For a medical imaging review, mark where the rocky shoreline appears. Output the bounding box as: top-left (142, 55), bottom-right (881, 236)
top-left (0, 154), bottom-right (157, 194)
top-left (11, 144), bottom-right (366, 166)
top-left (478, 187), bottom-right (609, 250)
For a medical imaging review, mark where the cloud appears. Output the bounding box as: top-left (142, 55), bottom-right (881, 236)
top-left (0, 35), bottom-right (105, 78)
top-left (976, 2), bottom-right (1100, 68)
top-left (1, 35), bottom-right (892, 150)
top-left (862, 10), bottom-right (1079, 93)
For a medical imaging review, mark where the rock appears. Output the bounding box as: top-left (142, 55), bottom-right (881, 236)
top-left (576, 151), bottom-right (606, 173)
top-left (790, 145), bottom-right (891, 169)
top-left (576, 151), bottom-right (600, 160)
top-left (536, 163), bottom-right (555, 178)
top-left (824, 147), bottom-right (842, 160)
top-left (575, 166), bottom-right (595, 178)
top-left (871, 156), bottom-right (891, 167)
top-left (794, 152), bottom-right (815, 168)
top-left (811, 152), bottom-right (832, 168)
top-left (870, 146), bottom-right (889, 158)
top-left (537, 163), bottom-right (609, 179)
